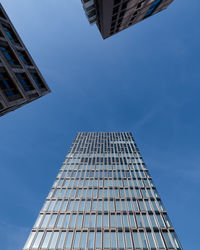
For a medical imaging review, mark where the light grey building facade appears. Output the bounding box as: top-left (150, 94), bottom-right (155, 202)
top-left (81, 0), bottom-right (174, 39)
top-left (24, 132), bottom-right (182, 249)
top-left (0, 4), bottom-right (50, 117)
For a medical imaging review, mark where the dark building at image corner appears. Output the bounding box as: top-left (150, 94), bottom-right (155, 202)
top-left (81, 0), bottom-right (174, 39)
top-left (24, 132), bottom-right (182, 249)
top-left (0, 4), bottom-right (50, 117)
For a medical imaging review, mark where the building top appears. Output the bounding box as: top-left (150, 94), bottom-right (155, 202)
top-left (81, 0), bottom-right (174, 39)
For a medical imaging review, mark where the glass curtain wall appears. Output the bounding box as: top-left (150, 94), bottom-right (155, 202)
top-left (24, 132), bottom-right (182, 250)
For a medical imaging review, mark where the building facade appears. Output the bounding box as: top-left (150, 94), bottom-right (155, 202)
top-left (24, 132), bottom-right (182, 249)
top-left (0, 4), bottom-right (50, 117)
top-left (81, 0), bottom-right (174, 39)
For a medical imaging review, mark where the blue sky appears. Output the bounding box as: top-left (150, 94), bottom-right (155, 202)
top-left (0, 0), bottom-right (200, 249)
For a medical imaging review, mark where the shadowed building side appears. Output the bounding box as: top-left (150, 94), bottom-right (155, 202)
top-left (81, 0), bottom-right (174, 39)
top-left (0, 4), bottom-right (50, 117)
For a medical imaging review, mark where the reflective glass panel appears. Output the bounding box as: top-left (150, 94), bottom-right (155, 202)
top-left (32, 231), bottom-right (43, 248)
top-left (49, 231), bottom-right (59, 249)
top-left (95, 231), bottom-right (102, 248)
top-left (104, 231), bottom-right (110, 248)
top-left (88, 231), bottom-right (95, 249)
top-left (41, 232), bottom-right (51, 248)
top-left (73, 231), bottom-right (81, 248)
top-left (57, 232), bottom-right (66, 249)
top-left (65, 231), bottom-right (73, 248)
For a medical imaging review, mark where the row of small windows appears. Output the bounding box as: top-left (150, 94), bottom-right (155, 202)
top-left (43, 198), bottom-right (164, 213)
top-left (0, 70), bottom-right (46, 100)
top-left (54, 177), bottom-right (154, 188)
top-left (66, 156), bottom-right (142, 165)
top-left (110, 0), bottom-right (148, 35)
top-left (0, 44), bottom-right (32, 66)
top-left (76, 132), bottom-right (133, 141)
top-left (61, 163), bottom-right (145, 171)
top-left (34, 212), bottom-right (172, 230)
top-left (24, 229), bottom-right (181, 249)
top-left (68, 152), bottom-right (140, 157)
top-left (58, 169), bottom-right (149, 179)
top-left (71, 141), bottom-right (136, 153)
top-left (50, 186), bottom-right (159, 199)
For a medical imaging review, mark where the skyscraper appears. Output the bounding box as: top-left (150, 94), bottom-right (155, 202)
top-left (0, 4), bottom-right (50, 117)
top-left (81, 0), bottom-right (174, 39)
top-left (24, 132), bottom-right (182, 249)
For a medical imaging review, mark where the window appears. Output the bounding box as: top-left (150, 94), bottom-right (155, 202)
top-left (32, 231), bottom-right (43, 248)
top-left (163, 214), bottom-right (172, 227)
top-left (117, 214), bottom-right (122, 228)
top-left (0, 46), bottom-right (19, 65)
top-left (57, 214), bottom-right (64, 227)
top-left (30, 72), bottom-right (46, 89)
top-left (125, 231), bottom-right (133, 248)
top-left (49, 232), bottom-right (59, 249)
top-left (132, 231), bottom-right (140, 248)
top-left (84, 214), bottom-right (90, 227)
top-left (103, 214), bottom-right (109, 228)
top-left (65, 231), bottom-right (73, 248)
top-left (41, 231), bottom-right (51, 248)
top-left (76, 214), bottom-right (83, 228)
top-left (154, 231), bottom-right (165, 248)
top-left (24, 231), bottom-right (36, 249)
top-left (123, 214), bottom-right (129, 227)
top-left (49, 214), bottom-right (57, 228)
top-left (73, 231), bottom-right (81, 248)
top-left (142, 214), bottom-right (150, 228)
top-left (129, 213), bottom-right (136, 228)
top-left (163, 231), bottom-right (174, 248)
top-left (2, 24), bottom-right (20, 44)
top-left (17, 50), bottom-right (32, 65)
top-left (41, 214), bottom-right (50, 228)
top-left (88, 231), bottom-right (95, 249)
top-left (63, 214), bottom-right (70, 228)
top-left (16, 73), bottom-right (34, 92)
top-left (104, 231), bottom-right (110, 248)
top-left (111, 231), bottom-right (117, 248)
top-left (0, 72), bottom-right (21, 99)
top-left (149, 214), bottom-right (157, 228)
top-left (57, 231), bottom-right (66, 248)
top-left (140, 231), bottom-right (148, 249)
top-left (147, 232), bottom-right (157, 249)
top-left (34, 214), bottom-right (43, 228)
top-left (170, 231), bottom-right (182, 249)
top-left (95, 231), bottom-right (102, 248)
top-left (97, 214), bottom-right (102, 228)
top-left (118, 231), bottom-right (125, 248)
top-left (136, 214), bottom-right (143, 227)
top-left (80, 231), bottom-right (87, 248)
top-left (69, 214), bottom-right (76, 228)
top-left (90, 214), bottom-right (96, 228)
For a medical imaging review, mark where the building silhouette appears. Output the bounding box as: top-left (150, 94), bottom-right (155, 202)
top-left (0, 4), bottom-right (50, 117)
top-left (24, 132), bottom-right (182, 249)
top-left (81, 0), bottom-right (174, 39)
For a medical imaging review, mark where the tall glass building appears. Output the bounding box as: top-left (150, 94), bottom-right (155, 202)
top-left (24, 132), bottom-right (182, 249)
